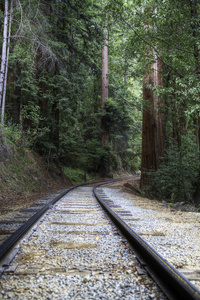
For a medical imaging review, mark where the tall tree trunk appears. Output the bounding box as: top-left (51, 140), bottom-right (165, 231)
top-left (52, 63), bottom-right (60, 157)
top-left (189, 0), bottom-right (199, 73)
top-left (0, 0), bottom-right (9, 115)
top-left (101, 27), bottom-right (109, 146)
top-left (140, 55), bottom-right (164, 189)
top-left (1, 0), bottom-right (12, 125)
top-left (124, 58), bottom-right (128, 82)
top-left (0, 3), bottom-right (4, 54)
top-left (0, 0), bottom-right (11, 160)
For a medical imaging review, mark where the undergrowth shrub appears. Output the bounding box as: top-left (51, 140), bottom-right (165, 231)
top-left (147, 134), bottom-right (199, 203)
top-left (98, 144), bottom-right (123, 177)
top-left (2, 122), bottom-right (22, 146)
top-left (64, 167), bottom-right (93, 184)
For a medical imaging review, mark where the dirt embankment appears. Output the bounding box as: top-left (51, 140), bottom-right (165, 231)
top-left (0, 148), bottom-right (71, 211)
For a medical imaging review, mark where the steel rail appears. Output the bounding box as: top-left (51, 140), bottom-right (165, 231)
top-left (93, 184), bottom-right (200, 300)
top-left (0, 177), bottom-right (133, 261)
top-left (0, 186), bottom-right (76, 260)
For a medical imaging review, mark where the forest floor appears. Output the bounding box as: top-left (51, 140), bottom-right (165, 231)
top-left (0, 175), bottom-right (72, 212)
top-left (0, 156), bottom-right (139, 214)
top-left (0, 148), bottom-right (72, 212)
top-left (110, 177), bottom-right (198, 212)
top-left (112, 177), bottom-right (140, 191)
top-left (0, 140), bottom-right (195, 216)
top-left (1, 153), bottom-right (197, 214)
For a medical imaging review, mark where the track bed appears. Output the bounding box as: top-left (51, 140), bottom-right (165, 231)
top-left (0, 186), bottom-right (166, 299)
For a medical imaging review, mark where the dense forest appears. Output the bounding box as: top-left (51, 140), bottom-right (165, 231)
top-left (0, 0), bottom-right (200, 207)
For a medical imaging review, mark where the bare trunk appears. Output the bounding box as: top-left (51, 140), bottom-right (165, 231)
top-left (141, 55), bottom-right (164, 189)
top-left (124, 58), bottom-right (128, 82)
top-left (101, 34), bottom-right (108, 106)
top-left (52, 61), bottom-right (60, 155)
top-left (0, 0), bottom-right (10, 158)
top-left (1, 0), bottom-right (12, 125)
top-left (101, 27), bottom-right (109, 146)
top-left (0, 0), bottom-right (8, 113)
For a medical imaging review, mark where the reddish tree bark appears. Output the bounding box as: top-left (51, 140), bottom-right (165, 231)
top-left (141, 56), bottom-right (164, 189)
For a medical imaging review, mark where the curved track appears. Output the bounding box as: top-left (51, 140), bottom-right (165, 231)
top-left (0, 178), bottom-right (134, 261)
top-left (94, 183), bottom-right (200, 300)
top-left (0, 179), bottom-right (200, 299)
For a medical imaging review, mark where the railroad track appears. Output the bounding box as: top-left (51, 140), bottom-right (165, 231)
top-left (0, 178), bottom-right (132, 257)
top-left (0, 179), bottom-right (200, 299)
top-left (0, 189), bottom-right (69, 250)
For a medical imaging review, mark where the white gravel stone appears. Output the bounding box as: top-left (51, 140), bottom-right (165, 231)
top-left (101, 186), bottom-right (200, 290)
top-left (0, 187), bottom-right (167, 299)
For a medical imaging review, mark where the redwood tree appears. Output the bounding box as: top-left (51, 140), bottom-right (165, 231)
top-left (141, 55), bottom-right (164, 189)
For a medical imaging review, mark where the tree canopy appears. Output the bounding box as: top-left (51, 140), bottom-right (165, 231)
top-left (0, 0), bottom-right (200, 205)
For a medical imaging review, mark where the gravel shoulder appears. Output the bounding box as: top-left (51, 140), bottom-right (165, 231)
top-left (102, 184), bottom-right (200, 290)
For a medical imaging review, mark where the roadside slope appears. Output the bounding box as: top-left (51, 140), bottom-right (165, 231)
top-left (0, 145), bottom-right (71, 211)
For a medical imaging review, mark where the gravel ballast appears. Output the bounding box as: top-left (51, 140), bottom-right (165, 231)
top-left (101, 186), bottom-right (200, 290)
top-left (0, 187), bottom-right (166, 299)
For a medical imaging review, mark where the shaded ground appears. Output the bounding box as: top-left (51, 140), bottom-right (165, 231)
top-left (109, 177), bottom-right (197, 212)
top-left (0, 149), bottom-right (72, 212)
top-left (0, 176), bottom-right (72, 213)
top-left (110, 177), bottom-right (140, 192)
top-left (0, 171), bottom-right (138, 215)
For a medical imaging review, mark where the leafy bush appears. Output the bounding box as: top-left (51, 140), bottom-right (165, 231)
top-left (64, 167), bottom-right (93, 184)
top-left (148, 134), bottom-right (199, 203)
top-left (2, 122), bottom-right (22, 145)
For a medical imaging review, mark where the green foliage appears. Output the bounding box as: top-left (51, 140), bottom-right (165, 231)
top-left (111, 0), bottom-right (200, 201)
top-left (148, 134), bottom-right (199, 203)
top-left (0, 123), bottom-right (44, 192)
top-left (2, 122), bottom-right (22, 145)
top-left (1, 0), bottom-right (144, 177)
top-left (64, 167), bottom-right (93, 184)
